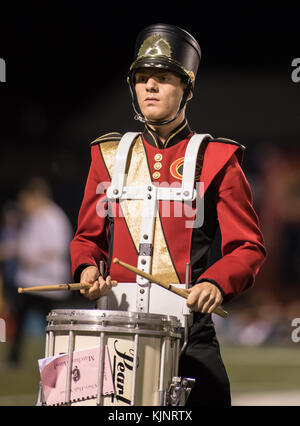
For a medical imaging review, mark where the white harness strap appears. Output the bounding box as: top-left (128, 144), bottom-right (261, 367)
top-left (106, 132), bottom-right (141, 200)
top-left (135, 183), bottom-right (158, 312)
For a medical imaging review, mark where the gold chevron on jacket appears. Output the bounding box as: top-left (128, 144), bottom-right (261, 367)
top-left (99, 135), bottom-right (179, 284)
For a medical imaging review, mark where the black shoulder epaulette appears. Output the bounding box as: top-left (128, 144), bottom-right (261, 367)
top-left (209, 137), bottom-right (246, 150)
top-left (90, 132), bottom-right (123, 146)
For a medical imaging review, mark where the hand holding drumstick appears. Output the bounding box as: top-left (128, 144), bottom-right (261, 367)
top-left (17, 259), bottom-right (227, 318)
top-left (79, 265), bottom-right (117, 300)
top-left (17, 263), bottom-right (118, 297)
top-left (113, 258), bottom-right (228, 318)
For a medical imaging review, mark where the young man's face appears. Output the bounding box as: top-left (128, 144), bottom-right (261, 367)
top-left (134, 68), bottom-right (186, 123)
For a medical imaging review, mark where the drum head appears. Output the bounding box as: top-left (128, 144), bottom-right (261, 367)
top-left (46, 309), bottom-right (181, 337)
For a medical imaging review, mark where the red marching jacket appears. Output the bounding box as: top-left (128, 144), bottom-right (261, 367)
top-left (70, 121), bottom-right (266, 303)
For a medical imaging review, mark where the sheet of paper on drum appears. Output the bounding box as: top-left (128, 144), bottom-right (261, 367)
top-left (38, 346), bottom-right (114, 405)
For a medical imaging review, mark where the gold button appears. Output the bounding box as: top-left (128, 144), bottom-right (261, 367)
top-left (154, 162), bottom-right (162, 170)
top-left (153, 171), bottom-right (160, 179)
top-left (154, 153), bottom-right (163, 161)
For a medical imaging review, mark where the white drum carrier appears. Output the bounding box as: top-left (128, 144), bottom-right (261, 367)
top-left (37, 132), bottom-right (212, 406)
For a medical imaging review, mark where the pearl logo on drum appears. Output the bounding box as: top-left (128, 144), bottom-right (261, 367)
top-left (110, 339), bottom-right (137, 405)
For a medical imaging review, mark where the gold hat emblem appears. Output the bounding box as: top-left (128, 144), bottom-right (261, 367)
top-left (138, 34), bottom-right (172, 59)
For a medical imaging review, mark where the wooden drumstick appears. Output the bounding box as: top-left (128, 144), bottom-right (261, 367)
top-left (113, 258), bottom-right (228, 319)
top-left (18, 281), bottom-right (118, 294)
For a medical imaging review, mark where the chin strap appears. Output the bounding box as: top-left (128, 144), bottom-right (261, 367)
top-left (128, 79), bottom-right (192, 126)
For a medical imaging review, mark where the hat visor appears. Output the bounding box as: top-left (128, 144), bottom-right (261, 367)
top-left (129, 56), bottom-right (188, 79)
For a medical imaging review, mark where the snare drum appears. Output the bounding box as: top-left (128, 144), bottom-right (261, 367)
top-left (39, 309), bottom-right (182, 406)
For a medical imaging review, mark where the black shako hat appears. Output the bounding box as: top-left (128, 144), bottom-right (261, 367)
top-left (127, 24), bottom-right (201, 125)
top-left (128, 23), bottom-right (201, 86)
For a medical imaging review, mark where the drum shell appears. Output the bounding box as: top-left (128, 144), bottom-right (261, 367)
top-left (43, 309), bottom-right (181, 406)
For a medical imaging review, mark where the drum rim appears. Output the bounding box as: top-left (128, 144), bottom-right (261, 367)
top-left (46, 309), bottom-right (181, 327)
top-left (45, 324), bottom-right (182, 338)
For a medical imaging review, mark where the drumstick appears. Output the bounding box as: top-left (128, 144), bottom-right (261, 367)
top-left (17, 281), bottom-right (118, 294)
top-left (113, 258), bottom-right (228, 319)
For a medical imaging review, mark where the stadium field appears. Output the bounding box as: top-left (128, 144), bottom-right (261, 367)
top-left (0, 339), bottom-right (300, 406)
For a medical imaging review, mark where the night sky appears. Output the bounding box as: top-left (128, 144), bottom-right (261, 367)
top-left (1, 3), bottom-right (299, 227)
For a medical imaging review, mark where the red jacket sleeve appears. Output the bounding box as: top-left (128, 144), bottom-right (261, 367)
top-left (70, 145), bottom-right (110, 280)
top-left (197, 153), bottom-right (266, 302)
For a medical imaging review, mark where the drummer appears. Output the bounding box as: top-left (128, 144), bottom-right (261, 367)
top-left (70, 24), bottom-right (266, 406)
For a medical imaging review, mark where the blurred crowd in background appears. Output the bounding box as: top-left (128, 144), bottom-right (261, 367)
top-left (216, 144), bottom-right (300, 345)
top-left (0, 176), bottom-right (75, 367)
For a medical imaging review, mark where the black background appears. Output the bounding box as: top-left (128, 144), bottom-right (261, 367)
top-left (1, 2), bottom-right (299, 228)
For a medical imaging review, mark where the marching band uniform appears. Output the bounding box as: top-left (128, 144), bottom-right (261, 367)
top-left (70, 24), bottom-right (266, 406)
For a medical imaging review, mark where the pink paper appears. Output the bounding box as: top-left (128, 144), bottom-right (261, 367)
top-left (39, 346), bottom-right (114, 405)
